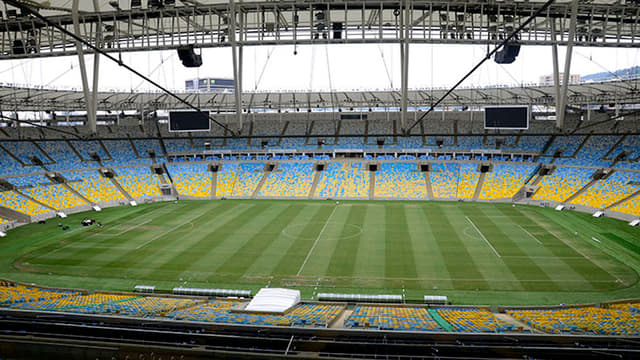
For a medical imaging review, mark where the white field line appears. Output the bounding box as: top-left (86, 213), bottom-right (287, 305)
top-left (592, 237), bottom-right (601, 243)
top-left (93, 219), bottom-right (153, 237)
top-left (297, 205), bottom-right (339, 276)
top-left (135, 211), bottom-right (206, 250)
top-left (547, 228), bottom-right (623, 284)
top-left (501, 256), bottom-right (584, 259)
top-left (518, 225), bottom-right (543, 245)
top-left (45, 227), bottom-right (94, 255)
top-left (465, 216), bottom-right (501, 258)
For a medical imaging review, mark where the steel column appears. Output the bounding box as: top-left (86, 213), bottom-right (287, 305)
top-left (72, 0), bottom-right (96, 133)
top-left (399, 0), bottom-right (411, 132)
top-left (557, 0), bottom-right (579, 130)
top-left (230, 0), bottom-right (243, 131)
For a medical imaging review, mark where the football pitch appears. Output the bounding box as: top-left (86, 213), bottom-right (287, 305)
top-left (2, 199), bottom-right (640, 305)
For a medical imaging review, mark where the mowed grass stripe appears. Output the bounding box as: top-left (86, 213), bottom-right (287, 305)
top-left (498, 206), bottom-right (609, 289)
top-left (296, 205), bottom-right (350, 277)
top-left (92, 203), bottom-right (230, 277)
top-left (20, 203), bottom-right (188, 265)
top-left (326, 205), bottom-right (366, 277)
top-left (215, 204), bottom-right (305, 276)
top-left (531, 208), bottom-right (625, 290)
top-left (422, 205), bottom-right (489, 290)
top-left (384, 205), bottom-right (417, 279)
top-left (135, 202), bottom-right (253, 277)
top-left (407, 206), bottom-right (454, 289)
top-left (353, 204), bottom-right (386, 281)
top-left (270, 205), bottom-right (334, 276)
top-left (445, 206), bottom-right (524, 291)
top-left (24, 204), bottom-right (192, 268)
top-left (460, 207), bottom-right (560, 291)
top-left (169, 204), bottom-right (275, 276)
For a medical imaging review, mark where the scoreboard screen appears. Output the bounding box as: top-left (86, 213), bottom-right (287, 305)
top-left (484, 106), bottom-right (529, 129)
top-left (169, 111), bottom-right (210, 132)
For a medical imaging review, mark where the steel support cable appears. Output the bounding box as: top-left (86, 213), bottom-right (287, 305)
top-left (405, 0), bottom-right (556, 134)
top-left (4, 0), bottom-right (237, 137)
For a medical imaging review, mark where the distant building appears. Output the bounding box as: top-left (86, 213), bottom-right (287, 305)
top-left (185, 78), bottom-right (234, 93)
top-left (539, 73), bottom-right (581, 86)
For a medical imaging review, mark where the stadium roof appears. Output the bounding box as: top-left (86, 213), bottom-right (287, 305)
top-left (0, 78), bottom-right (637, 112)
top-left (0, 0), bottom-right (638, 60)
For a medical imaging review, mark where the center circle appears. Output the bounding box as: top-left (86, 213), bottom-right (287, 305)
top-left (282, 223), bottom-right (363, 241)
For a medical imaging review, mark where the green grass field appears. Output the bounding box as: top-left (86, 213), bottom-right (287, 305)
top-left (2, 199), bottom-right (640, 305)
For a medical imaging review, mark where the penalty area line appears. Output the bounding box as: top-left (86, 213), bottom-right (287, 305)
top-left (135, 211), bottom-right (205, 250)
top-left (465, 216), bottom-right (501, 258)
top-left (297, 205), bottom-right (339, 276)
top-left (518, 224), bottom-right (543, 245)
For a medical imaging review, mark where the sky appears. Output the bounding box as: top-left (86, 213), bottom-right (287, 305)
top-left (0, 43), bottom-right (637, 93)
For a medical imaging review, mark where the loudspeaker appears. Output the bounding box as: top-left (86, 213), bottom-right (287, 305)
top-left (494, 43), bottom-right (520, 64)
top-left (261, 140), bottom-right (269, 147)
top-left (177, 45), bottom-right (202, 68)
top-left (538, 166), bottom-right (551, 176)
top-left (368, 164), bottom-right (378, 172)
top-left (480, 164), bottom-right (491, 173)
top-left (495, 137), bottom-right (504, 149)
top-left (435, 138), bottom-right (444, 147)
top-left (101, 168), bottom-right (116, 178)
top-left (315, 163), bottom-right (325, 171)
top-left (317, 139), bottom-right (325, 146)
top-left (89, 151), bottom-right (101, 162)
top-left (153, 166), bottom-right (164, 175)
top-left (12, 40), bottom-right (25, 55)
top-left (265, 164), bottom-right (276, 172)
top-left (208, 164), bottom-right (220, 172)
top-left (420, 164), bottom-right (431, 172)
top-left (376, 138), bottom-right (385, 146)
top-left (332, 22), bottom-right (343, 39)
top-left (616, 151), bottom-right (630, 161)
top-left (147, 149), bottom-right (156, 158)
top-left (30, 156), bottom-right (43, 166)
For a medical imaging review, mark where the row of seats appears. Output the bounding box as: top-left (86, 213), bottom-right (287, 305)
top-left (170, 299), bottom-right (344, 327)
top-left (316, 162), bottom-right (369, 198)
top-left (258, 163), bottom-right (315, 197)
top-left (0, 282), bottom-right (79, 305)
top-left (570, 171), bottom-right (640, 209)
top-left (168, 163), bottom-right (212, 197)
top-left (0, 134), bottom-right (640, 177)
top-left (456, 163), bottom-right (480, 199)
top-left (66, 170), bottom-right (124, 203)
top-left (2, 160), bottom-right (640, 217)
top-left (507, 306), bottom-right (640, 335)
top-left (63, 296), bottom-right (204, 317)
top-left (116, 167), bottom-right (162, 198)
top-left (532, 167), bottom-right (594, 203)
top-left (345, 306), bottom-right (443, 331)
top-left (375, 162), bottom-right (428, 199)
top-left (3, 281), bottom-right (640, 334)
top-left (479, 164), bottom-right (536, 200)
top-left (437, 308), bottom-right (516, 333)
top-left (229, 163), bottom-right (264, 196)
top-left (0, 190), bottom-right (51, 215)
top-left (21, 182), bottom-right (86, 210)
top-left (14, 293), bottom-right (136, 311)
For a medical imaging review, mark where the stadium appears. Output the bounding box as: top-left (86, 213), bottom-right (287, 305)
top-left (0, 0), bottom-right (639, 358)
